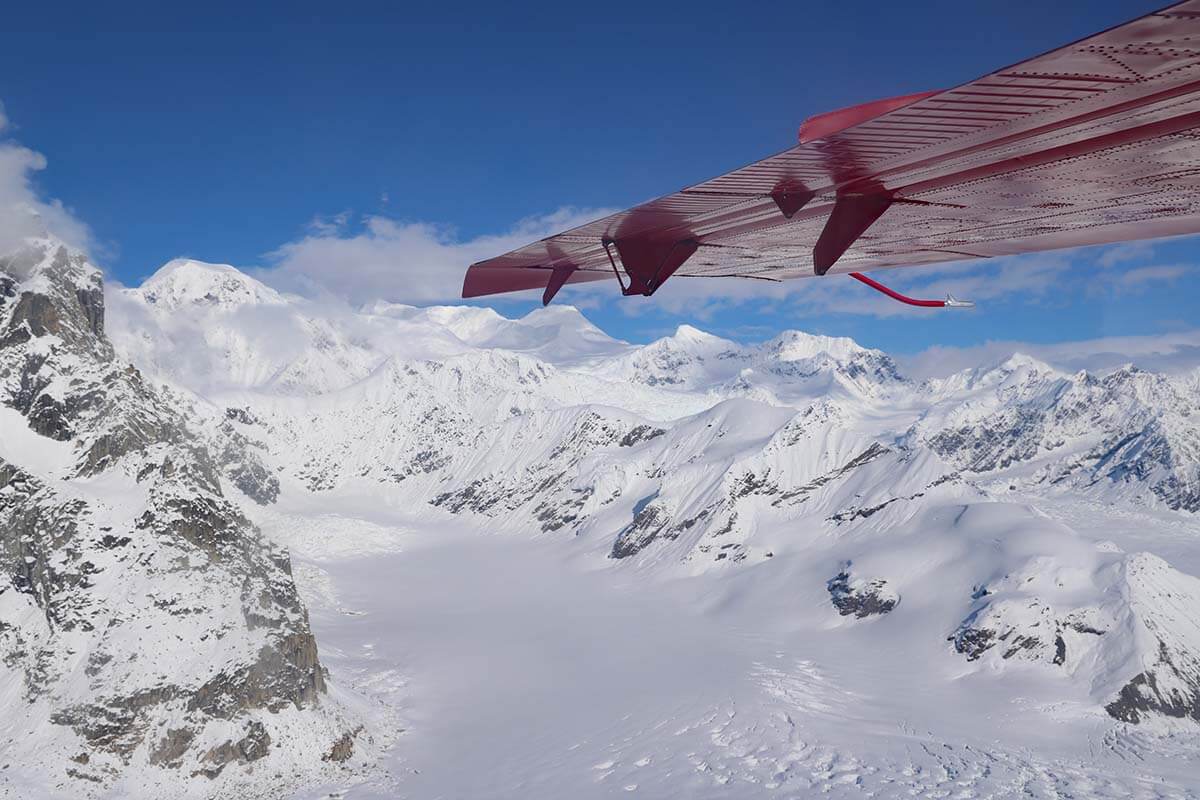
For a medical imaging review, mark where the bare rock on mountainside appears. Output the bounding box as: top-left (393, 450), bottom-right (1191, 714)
top-left (0, 240), bottom-right (349, 793)
top-left (827, 568), bottom-right (899, 618)
top-left (948, 597), bottom-right (1102, 664)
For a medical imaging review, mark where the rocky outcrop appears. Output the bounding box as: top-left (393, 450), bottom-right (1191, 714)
top-left (827, 569), bottom-right (899, 618)
top-left (611, 499), bottom-right (677, 559)
top-left (196, 721), bottom-right (271, 778)
top-left (0, 239), bottom-right (343, 790)
top-left (943, 551), bottom-right (1200, 726)
top-left (1104, 554), bottom-right (1200, 723)
top-left (947, 599), bottom-right (1103, 663)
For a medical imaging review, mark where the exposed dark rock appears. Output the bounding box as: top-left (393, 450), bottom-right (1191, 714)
top-left (1106, 639), bottom-right (1200, 723)
top-left (827, 570), bottom-right (899, 618)
top-left (197, 721), bottom-right (271, 778)
top-left (611, 501), bottom-right (675, 559)
top-left (619, 425), bottom-right (665, 447)
top-left (225, 406), bottom-right (259, 426)
top-left (51, 685), bottom-right (182, 757)
top-left (214, 422), bottom-right (280, 504)
top-left (323, 726), bottom-right (364, 763)
top-left (188, 634), bottom-right (327, 718)
top-left (950, 628), bottom-right (996, 661)
top-left (149, 728), bottom-right (196, 767)
top-left (65, 767), bottom-right (103, 783)
top-left (948, 598), bottom-right (1107, 666)
top-left (0, 240), bottom-right (334, 779)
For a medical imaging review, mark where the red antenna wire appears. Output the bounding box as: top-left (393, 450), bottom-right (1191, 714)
top-left (848, 272), bottom-right (973, 309)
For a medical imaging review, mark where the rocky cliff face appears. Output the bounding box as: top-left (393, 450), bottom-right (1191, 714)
top-left (0, 240), bottom-right (354, 796)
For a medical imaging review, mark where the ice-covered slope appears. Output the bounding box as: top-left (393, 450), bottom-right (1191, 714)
top-left (109, 260), bottom-right (385, 395)
top-left (915, 354), bottom-right (1200, 511)
top-left (110, 257), bottom-right (1199, 517)
top-left (72, 255), bottom-right (1200, 798)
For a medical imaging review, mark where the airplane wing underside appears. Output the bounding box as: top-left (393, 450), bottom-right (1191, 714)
top-left (463, 2), bottom-right (1200, 306)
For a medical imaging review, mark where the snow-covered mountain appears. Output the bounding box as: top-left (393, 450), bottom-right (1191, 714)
top-left (915, 353), bottom-right (1200, 511)
top-left (109, 258), bottom-right (1200, 515)
top-left (0, 244), bottom-right (369, 798)
top-left (5, 251), bottom-right (1200, 798)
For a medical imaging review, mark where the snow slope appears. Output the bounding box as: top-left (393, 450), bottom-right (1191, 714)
top-left (6, 252), bottom-right (1196, 798)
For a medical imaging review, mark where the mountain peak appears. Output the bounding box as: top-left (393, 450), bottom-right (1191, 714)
top-left (673, 323), bottom-right (710, 340)
top-left (521, 304), bottom-right (592, 327)
top-left (985, 352), bottom-right (1062, 381)
top-left (655, 324), bottom-right (735, 352)
top-left (137, 258), bottom-right (284, 310)
top-left (764, 330), bottom-right (867, 362)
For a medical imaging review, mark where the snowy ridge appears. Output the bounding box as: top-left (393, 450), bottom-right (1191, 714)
top-left (8, 247), bottom-right (1199, 798)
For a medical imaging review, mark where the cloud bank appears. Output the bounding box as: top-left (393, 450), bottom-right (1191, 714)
top-left (260, 207), bottom-right (614, 305)
top-left (258, 208), bottom-right (1117, 319)
top-left (899, 329), bottom-right (1200, 379)
top-left (0, 103), bottom-right (93, 255)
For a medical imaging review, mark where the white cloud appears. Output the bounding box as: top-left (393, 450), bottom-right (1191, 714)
top-left (1110, 263), bottom-right (1192, 291)
top-left (0, 102), bottom-right (93, 255)
top-left (1096, 240), bottom-right (1157, 268)
top-left (260, 207), bottom-right (615, 305)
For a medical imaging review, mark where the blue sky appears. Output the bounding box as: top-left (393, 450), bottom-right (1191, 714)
top-left (2, 0), bottom-right (1198, 369)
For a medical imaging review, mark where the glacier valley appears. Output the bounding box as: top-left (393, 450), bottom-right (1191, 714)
top-left (2, 242), bottom-right (1200, 798)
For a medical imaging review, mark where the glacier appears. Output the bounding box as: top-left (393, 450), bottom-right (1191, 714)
top-left (1, 247), bottom-right (1199, 798)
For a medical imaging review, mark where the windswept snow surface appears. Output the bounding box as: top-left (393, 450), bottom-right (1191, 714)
top-left (269, 500), bottom-right (1200, 800)
top-left (98, 259), bottom-right (1200, 799)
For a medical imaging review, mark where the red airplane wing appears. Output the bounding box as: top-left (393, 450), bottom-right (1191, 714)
top-left (463, 2), bottom-right (1200, 304)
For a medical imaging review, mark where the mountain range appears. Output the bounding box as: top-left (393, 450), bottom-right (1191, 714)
top-left (2, 242), bottom-right (1199, 798)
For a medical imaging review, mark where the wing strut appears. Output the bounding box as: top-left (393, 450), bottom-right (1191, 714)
top-left (849, 271), bottom-right (974, 309)
top-left (542, 264), bottom-right (577, 305)
top-left (813, 193), bottom-right (893, 275)
top-left (602, 236), bottom-right (700, 297)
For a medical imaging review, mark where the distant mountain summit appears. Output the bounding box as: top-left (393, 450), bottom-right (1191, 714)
top-left (109, 255), bottom-right (1200, 514)
top-left (917, 355), bottom-right (1200, 511)
top-left (137, 258), bottom-right (288, 310)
